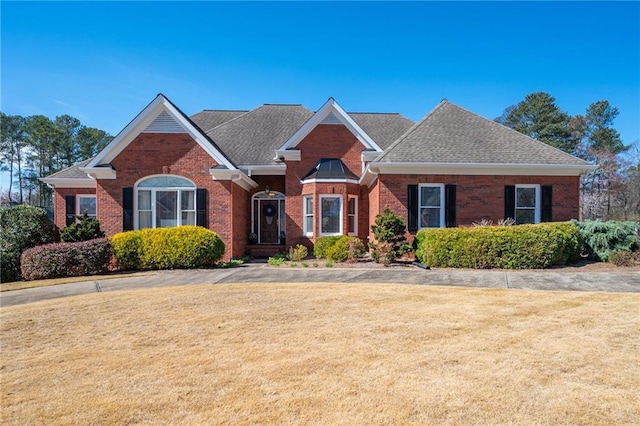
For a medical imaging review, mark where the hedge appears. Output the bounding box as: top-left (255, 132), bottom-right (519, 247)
top-left (325, 236), bottom-right (365, 263)
top-left (313, 236), bottom-right (343, 259)
top-left (110, 226), bottom-right (225, 270)
top-left (571, 220), bottom-right (639, 261)
top-left (415, 222), bottom-right (581, 269)
top-left (1, 205), bottom-right (58, 282)
top-left (20, 238), bottom-right (113, 281)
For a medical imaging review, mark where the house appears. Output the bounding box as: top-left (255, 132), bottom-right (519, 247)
top-left (42, 94), bottom-right (596, 259)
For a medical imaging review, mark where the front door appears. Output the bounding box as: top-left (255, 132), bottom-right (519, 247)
top-left (259, 200), bottom-right (279, 243)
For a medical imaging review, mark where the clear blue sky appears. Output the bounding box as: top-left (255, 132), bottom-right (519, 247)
top-left (2, 1), bottom-right (639, 148)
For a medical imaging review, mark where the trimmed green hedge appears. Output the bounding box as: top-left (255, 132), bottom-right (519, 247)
top-left (21, 238), bottom-right (113, 281)
top-left (326, 236), bottom-right (365, 263)
top-left (415, 222), bottom-right (581, 269)
top-left (313, 236), bottom-right (342, 259)
top-left (110, 226), bottom-right (225, 270)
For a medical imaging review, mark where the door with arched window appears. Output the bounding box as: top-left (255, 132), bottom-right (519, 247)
top-left (252, 191), bottom-right (285, 244)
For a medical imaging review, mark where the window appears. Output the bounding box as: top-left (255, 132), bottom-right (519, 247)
top-left (515, 185), bottom-right (540, 224)
top-left (348, 196), bottom-right (357, 235)
top-left (77, 195), bottom-right (96, 219)
top-left (320, 195), bottom-right (342, 235)
top-left (419, 184), bottom-right (444, 228)
top-left (135, 176), bottom-right (196, 229)
top-left (303, 195), bottom-right (314, 236)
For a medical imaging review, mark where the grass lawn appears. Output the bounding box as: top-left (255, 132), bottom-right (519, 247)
top-left (1, 283), bottom-right (638, 425)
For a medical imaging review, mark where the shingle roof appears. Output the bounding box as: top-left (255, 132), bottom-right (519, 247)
top-left (190, 110), bottom-right (248, 133)
top-left (45, 159), bottom-right (93, 179)
top-left (377, 100), bottom-right (590, 166)
top-left (349, 113), bottom-right (414, 150)
top-left (302, 158), bottom-right (360, 181)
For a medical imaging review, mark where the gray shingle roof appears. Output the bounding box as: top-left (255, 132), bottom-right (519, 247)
top-left (45, 159), bottom-right (93, 179)
top-left (377, 100), bottom-right (590, 166)
top-left (190, 110), bottom-right (248, 133)
top-left (350, 113), bottom-right (414, 150)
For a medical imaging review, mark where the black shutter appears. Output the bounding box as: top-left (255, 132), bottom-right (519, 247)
top-left (445, 185), bottom-right (456, 227)
top-left (541, 185), bottom-right (552, 222)
top-left (504, 185), bottom-right (515, 221)
top-left (196, 188), bottom-right (207, 227)
top-left (407, 185), bottom-right (418, 232)
top-left (122, 187), bottom-right (133, 231)
top-left (65, 195), bottom-right (76, 226)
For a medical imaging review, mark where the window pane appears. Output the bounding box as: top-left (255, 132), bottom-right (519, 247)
top-left (78, 197), bottom-right (96, 216)
top-left (139, 211), bottom-right (152, 229)
top-left (305, 197), bottom-right (313, 213)
top-left (420, 207), bottom-right (441, 228)
top-left (182, 211), bottom-right (196, 226)
top-left (421, 186), bottom-right (441, 207)
top-left (138, 176), bottom-right (194, 188)
top-left (138, 190), bottom-right (151, 210)
top-left (516, 187), bottom-right (536, 208)
top-left (348, 216), bottom-right (355, 233)
top-left (321, 197), bottom-right (341, 234)
top-left (156, 191), bottom-right (177, 227)
top-left (181, 190), bottom-right (194, 210)
top-left (305, 216), bottom-right (313, 233)
top-left (348, 197), bottom-right (356, 214)
top-left (516, 208), bottom-right (535, 224)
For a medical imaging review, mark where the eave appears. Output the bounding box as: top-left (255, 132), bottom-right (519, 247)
top-left (209, 168), bottom-right (258, 191)
top-left (39, 177), bottom-right (95, 189)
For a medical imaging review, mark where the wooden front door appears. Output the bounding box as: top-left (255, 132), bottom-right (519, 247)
top-left (259, 200), bottom-right (279, 244)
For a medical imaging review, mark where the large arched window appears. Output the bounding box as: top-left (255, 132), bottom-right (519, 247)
top-left (135, 175), bottom-right (196, 229)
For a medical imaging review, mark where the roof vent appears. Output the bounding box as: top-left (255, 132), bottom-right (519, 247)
top-left (320, 112), bottom-right (342, 125)
top-left (143, 110), bottom-right (186, 133)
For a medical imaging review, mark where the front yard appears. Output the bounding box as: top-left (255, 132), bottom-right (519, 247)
top-left (1, 283), bottom-right (638, 425)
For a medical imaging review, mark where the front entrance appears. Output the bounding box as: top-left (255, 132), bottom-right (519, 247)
top-left (252, 191), bottom-right (285, 244)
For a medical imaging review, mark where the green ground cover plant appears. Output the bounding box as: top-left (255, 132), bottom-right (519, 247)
top-left (571, 220), bottom-right (639, 261)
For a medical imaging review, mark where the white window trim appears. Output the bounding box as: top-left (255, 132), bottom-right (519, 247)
top-left (134, 175), bottom-right (197, 230)
top-left (418, 183), bottom-right (445, 229)
top-left (303, 195), bottom-right (314, 237)
top-left (348, 195), bottom-right (358, 236)
top-left (319, 194), bottom-right (343, 236)
top-left (76, 194), bottom-right (97, 218)
top-left (515, 184), bottom-right (541, 224)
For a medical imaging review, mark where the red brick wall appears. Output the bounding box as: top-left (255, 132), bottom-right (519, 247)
top-left (376, 174), bottom-right (581, 240)
top-left (53, 188), bottom-right (96, 230)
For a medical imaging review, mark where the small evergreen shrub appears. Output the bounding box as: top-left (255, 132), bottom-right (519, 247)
top-left (571, 220), bottom-right (639, 261)
top-left (288, 244), bottom-right (308, 262)
top-left (607, 250), bottom-right (639, 267)
top-left (0, 205), bottom-right (57, 282)
top-left (20, 238), bottom-right (113, 281)
top-left (370, 207), bottom-right (410, 264)
top-left (110, 226), bottom-right (225, 270)
top-left (325, 236), bottom-right (365, 263)
top-left (60, 212), bottom-right (105, 242)
top-left (415, 222), bottom-right (581, 269)
top-left (313, 236), bottom-right (342, 258)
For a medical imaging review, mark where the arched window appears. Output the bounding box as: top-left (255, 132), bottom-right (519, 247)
top-left (135, 175), bottom-right (196, 229)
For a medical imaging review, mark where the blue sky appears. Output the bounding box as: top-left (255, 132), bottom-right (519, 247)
top-left (2, 1), bottom-right (639, 150)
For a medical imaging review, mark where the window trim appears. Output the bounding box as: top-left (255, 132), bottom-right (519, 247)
top-left (76, 194), bottom-right (97, 218)
top-left (515, 184), bottom-right (541, 224)
top-left (134, 175), bottom-right (197, 230)
top-left (319, 194), bottom-right (343, 236)
top-left (303, 195), bottom-right (314, 237)
top-left (418, 183), bottom-right (445, 229)
top-left (347, 195), bottom-right (358, 236)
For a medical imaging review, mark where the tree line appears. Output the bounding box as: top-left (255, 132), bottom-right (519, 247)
top-left (0, 113), bottom-right (113, 207)
top-left (495, 92), bottom-right (639, 221)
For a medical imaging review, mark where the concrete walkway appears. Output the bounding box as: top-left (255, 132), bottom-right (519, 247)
top-left (2, 262), bottom-right (639, 307)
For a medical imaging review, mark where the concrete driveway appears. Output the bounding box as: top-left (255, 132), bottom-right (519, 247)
top-left (1, 263), bottom-right (639, 307)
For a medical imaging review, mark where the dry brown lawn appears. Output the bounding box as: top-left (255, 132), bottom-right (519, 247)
top-left (1, 283), bottom-right (638, 425)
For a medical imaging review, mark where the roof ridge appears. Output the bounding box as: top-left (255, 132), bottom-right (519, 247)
top-left (348, 111), bottom-right (402, 115)
top-left (197, 109), bottom-right (249, 113)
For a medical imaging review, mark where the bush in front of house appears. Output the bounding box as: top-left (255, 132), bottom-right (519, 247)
top-left (326, 236), bottom-right (366, 263)
top-left (110, 226), bottom-right (225, 270)
top-left (571, 220), bottom-right (639, 262)
top-left (20, 238), bottom-right (113, 281)
top-left (288, 244), bottom-right (308, 262)
top-left (369, 207), bottom-right (410, 264)
top-left (60, 212), bottom-right (105, 243)
top-left (607, 250), bottom-right (640, 267)
top-left (414, 222), bottom-right (581, 269)
top-left (0, 205), bottom-right (58, 282)
top-left (313, 236), bottom-right (342, 259)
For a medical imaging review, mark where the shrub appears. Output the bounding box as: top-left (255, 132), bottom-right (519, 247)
top-left (60, 212), bottom-right (105, 242)
top-left (0, 205), bottom-right (58, 282)
top-left (414, 222), bottom-right (581, 269)
top-left (370, 207), bottom-right (410, 264)
top-left (288, 244), bottom-right (308, 262)
top-left (571, 220), bottom-right (639, 261)
top-left (325, 236), bottom-right (365, 263)
top-left (20, 238), bottom-right (113, 281)
top-left (313, 236), bottom-right (342, 259)
top-left (607, 250), bottom-right (639, 267)
top-left (110, 226), bottom-right (225, 270)
top-left (268, 256), bottom-right (285, 266)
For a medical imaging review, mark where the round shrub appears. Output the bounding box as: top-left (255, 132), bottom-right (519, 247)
top-left (20, 238), bottom-right (113, 281)
top-left (61, 212), bottom-right (105, 242)
top-left (326, 236), bottom-right (365, 263)
top-left (0, 205), bottom-right (57, 282)
top-left (313, 236), bottom-right (342, 259)
top-left (110, 226), bottom-right (225, 271)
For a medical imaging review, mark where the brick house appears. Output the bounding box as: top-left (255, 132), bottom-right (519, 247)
top-left (42, 94), bottom-right (596, 259)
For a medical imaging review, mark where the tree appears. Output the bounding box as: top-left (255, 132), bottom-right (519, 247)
top-left (584, 100), bottom-right (628, 155)
top-left (77, 126), bottom-right (112, 159)
top-left (496, 92), bottom-right (576, 153)
top-left (0, 113), bottom-right (26, 203)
